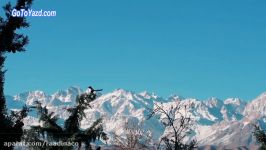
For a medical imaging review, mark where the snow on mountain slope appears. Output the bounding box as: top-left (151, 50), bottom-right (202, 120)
top-left (244, 92), bottom-right (266, 116)
top-left (5, 87), bottom-right (265, 147)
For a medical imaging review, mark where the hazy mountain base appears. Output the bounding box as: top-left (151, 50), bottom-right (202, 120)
top-left (198, 145), bottom-right (259, 150)
top-left (5, 87), bottom-right (266, 149)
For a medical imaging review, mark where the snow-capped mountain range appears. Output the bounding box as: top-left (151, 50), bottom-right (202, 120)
top-left (5, 86), bottom-right (266, 149)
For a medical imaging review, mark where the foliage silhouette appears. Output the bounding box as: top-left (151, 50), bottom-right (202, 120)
top-left (0, 0), bottom-right (33, 149)
top-left (24, 89), bottom-right (108, 150)
top-left (147, 102), bottom-right (197, 150)
top-left (253, 124), bottom-right (266, 150)
top-left (112, 120), bottom-right (153, 150)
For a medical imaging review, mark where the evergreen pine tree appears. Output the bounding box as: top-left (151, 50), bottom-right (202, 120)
top-left (24, 88), bottom-right (108, 150)
top-left (0, 0), bottom-right (33, 149)
top-left (253, 125), bottom-right (266, 150)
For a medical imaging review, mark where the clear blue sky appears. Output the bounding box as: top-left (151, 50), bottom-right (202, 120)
top-left (3, 0), bottom-right (266, 101)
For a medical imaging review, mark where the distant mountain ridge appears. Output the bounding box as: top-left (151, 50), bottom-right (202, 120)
top-left (5, 86), bottom-right (266, 148)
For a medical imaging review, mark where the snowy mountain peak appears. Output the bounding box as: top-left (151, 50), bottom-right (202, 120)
top-left (66, 86), bottom-right (83, 94)
top-left (205, 97), bottom-right (223, 108)
top-left (257, 92), bottom-right (266, 100)
top-left (13, 90), bottom-right (47, 105)
top-left (139, 91), bottom-right (159, 100)
top-left (52, 86), bottom-right (82, 103)
top-left (167, 95), bottom-right (183, 101)
top-left (6, 87), bottom-right (266, 148)
top-left (113, 88), bottom-right (131, 93)
top-left (139, 91), bottom-right (150, 97)
top-left (244, 92), bottom-right (266, 116)
top-left (111, 89), bottom-right (134, 98)
top-left (224, 98), bottom-right (244, 105)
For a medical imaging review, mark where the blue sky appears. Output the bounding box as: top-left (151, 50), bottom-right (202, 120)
top-left (3, 0), bottom-right (266, 100)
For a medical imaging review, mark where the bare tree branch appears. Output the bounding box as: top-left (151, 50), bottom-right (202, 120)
top-left (147, 102), bottom-right (197, 150)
